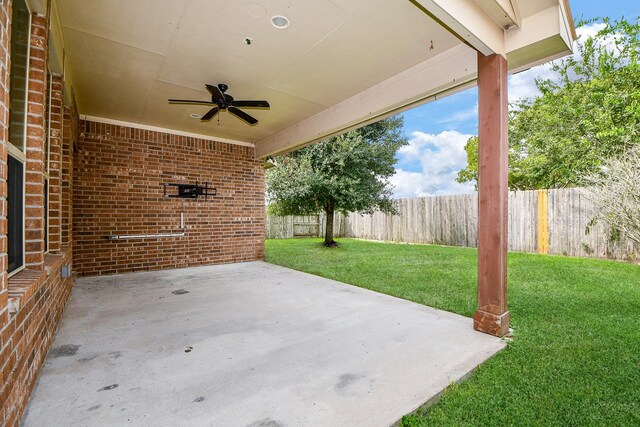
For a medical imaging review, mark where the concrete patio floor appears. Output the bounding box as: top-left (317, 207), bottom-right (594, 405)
top-left (23, 261), bottom-right (505, 427)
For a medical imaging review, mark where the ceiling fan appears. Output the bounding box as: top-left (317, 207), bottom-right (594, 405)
top-left (168, 83), bottom-right (270, 125)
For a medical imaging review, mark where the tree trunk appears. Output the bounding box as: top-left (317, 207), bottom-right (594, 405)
top-left (324, 206), bottom-right (336, 246)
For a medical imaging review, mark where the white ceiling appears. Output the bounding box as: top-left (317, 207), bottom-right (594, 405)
top-left (57, 0), bottom-right (460, 143)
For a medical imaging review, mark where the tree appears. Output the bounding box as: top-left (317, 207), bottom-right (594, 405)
top-left (457, 18), bottom-right (640, 190)
top-left (266, 117), bottom-right (407, 246)
top-left (583, 147), bottom-right (640, 246)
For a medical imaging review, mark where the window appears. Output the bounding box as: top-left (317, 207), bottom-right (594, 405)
top-left (8, 0), bottom-right (30, 152)
top-left (8, 0), bottom-right (31, 274)
top-left (8, 157), bottom-right (24, 273)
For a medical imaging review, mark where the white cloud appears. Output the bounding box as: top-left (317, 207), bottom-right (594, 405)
top-left (577, 22), bottom-right (608, 40)
top-left (392, 131), bottom-right (476, 198)
top-left (392, 22), bottom-right (621, 199)
top-left (508, 62), bottom-right (557, 103)
top-left (438, 103), bottom-right (478, 124)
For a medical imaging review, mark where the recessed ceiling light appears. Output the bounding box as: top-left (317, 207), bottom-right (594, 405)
top-left (271, 15), bottom-right (290, 29)
top-left (190, 113), bottom-right (201, 119)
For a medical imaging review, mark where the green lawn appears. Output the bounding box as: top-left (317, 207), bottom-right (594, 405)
top-left (265, 238), bottom-right (640, 426)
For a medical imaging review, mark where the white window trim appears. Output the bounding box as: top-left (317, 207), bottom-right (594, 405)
top-left (10, 0), bottom-right (31, 155)
top-left (7, 152), bottom-right (27, 278)
top-left (8, 1), bottom-right (31, 277)
top-left (8, 142), bottom-right (26, 163)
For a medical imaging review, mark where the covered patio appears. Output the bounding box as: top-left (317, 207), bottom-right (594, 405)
top-left (23, 262), bottom-right (503, 426)
top-left (0, 0), bottom-right (575, 424)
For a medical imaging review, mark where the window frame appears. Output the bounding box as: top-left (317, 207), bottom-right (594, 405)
top-left (8, 148), bottom-right (26, 277)
top-left (7, 0), bottom-right (32, 277)
top-left (8, 0), bottom-right (31, 154)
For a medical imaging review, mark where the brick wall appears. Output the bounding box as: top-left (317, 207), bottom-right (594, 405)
top-left (24, 13), bottom-right (47, 268)
top-left (47, 75), bottom-right (63, 252)
top-left (2, 249), bottom-right (73, 425)
top-left (0, 0), bottom-right (12, 340)
top-left (0, 1), bottom-right (265, 423)
top-left (0, 4), bottom-right (76, 425)
top-left (73, 120), bottom-right (266, 276)
top-left (61, 104), bottom-right (76, 248)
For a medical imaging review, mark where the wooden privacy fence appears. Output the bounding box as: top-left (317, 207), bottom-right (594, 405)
top-left (344, 188), bottom-right (637, 259)
top-left (266, 188), bottom-right (639, 260)
top-left (265, 214), bottom-right (346, 239)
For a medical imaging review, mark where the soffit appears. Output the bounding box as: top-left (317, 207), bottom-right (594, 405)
top-left (57, 0), bottom-right (459, 143)
top-left (56, 0), bottom-right (575, 150)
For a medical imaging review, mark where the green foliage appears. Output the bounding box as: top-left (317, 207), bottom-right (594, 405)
top-left (456, 136), bottom-right (478, 185)
top-left (266, 116), bottom-right (407, 230)
top-left (266, 238), bottom-right (640, 426)
top-left (457, 18), bottom-right (640, 190)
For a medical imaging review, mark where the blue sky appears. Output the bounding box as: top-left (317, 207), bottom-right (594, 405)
top-left (392, 0), bottom-right (640, 198)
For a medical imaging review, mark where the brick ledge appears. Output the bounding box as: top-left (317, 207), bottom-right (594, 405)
top-left (8, 248), bottom-right (71, 315)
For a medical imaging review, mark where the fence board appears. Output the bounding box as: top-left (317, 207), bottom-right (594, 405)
top-left (265, 213), bottom-right (345, 239)
top-left (267, 188), bottom-right (639, 260)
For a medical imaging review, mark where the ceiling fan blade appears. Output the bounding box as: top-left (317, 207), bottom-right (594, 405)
top-left (168, 99), bottom-right (215, 106)
top-left (228, 106), bottom-right (258, 125)
top-left (231, 100), bottom-right (270, 108)
top-left (200, 106), bottom-right (220, 121)
top-left (205, 84), bottom-right (225, 102)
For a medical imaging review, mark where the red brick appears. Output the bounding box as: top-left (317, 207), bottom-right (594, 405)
top-left (73, 120), bottom-right (266, 276)
top-left (0, 4), bottom-right (266, 424)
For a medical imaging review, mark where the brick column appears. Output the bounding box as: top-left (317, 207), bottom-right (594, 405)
top-left (47, 75), bottom-right (63, 253)
top-left (0, 0), bottom-right (11, 333)
top-left (474, 52), bottom-right (510, 337)
top-left (61, 105), bottom-right (76, 248)
top-left (24, 13), bottom-right (47, 269)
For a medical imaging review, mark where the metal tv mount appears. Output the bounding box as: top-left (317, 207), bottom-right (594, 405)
top-left (163, 181), bottom-right (217, 200)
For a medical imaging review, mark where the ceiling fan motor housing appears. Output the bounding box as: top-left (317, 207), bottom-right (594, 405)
top-left (168, 83), bottom-right (269, 125)
top-left (215, 84), bottom-right (233, 108)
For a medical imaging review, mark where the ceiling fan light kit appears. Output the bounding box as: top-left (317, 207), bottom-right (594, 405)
top-left (168, 83), bottom-right (270, 126)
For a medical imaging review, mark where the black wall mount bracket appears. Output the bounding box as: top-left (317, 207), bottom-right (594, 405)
top-left (163, 181), bottom-right (217, 200)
